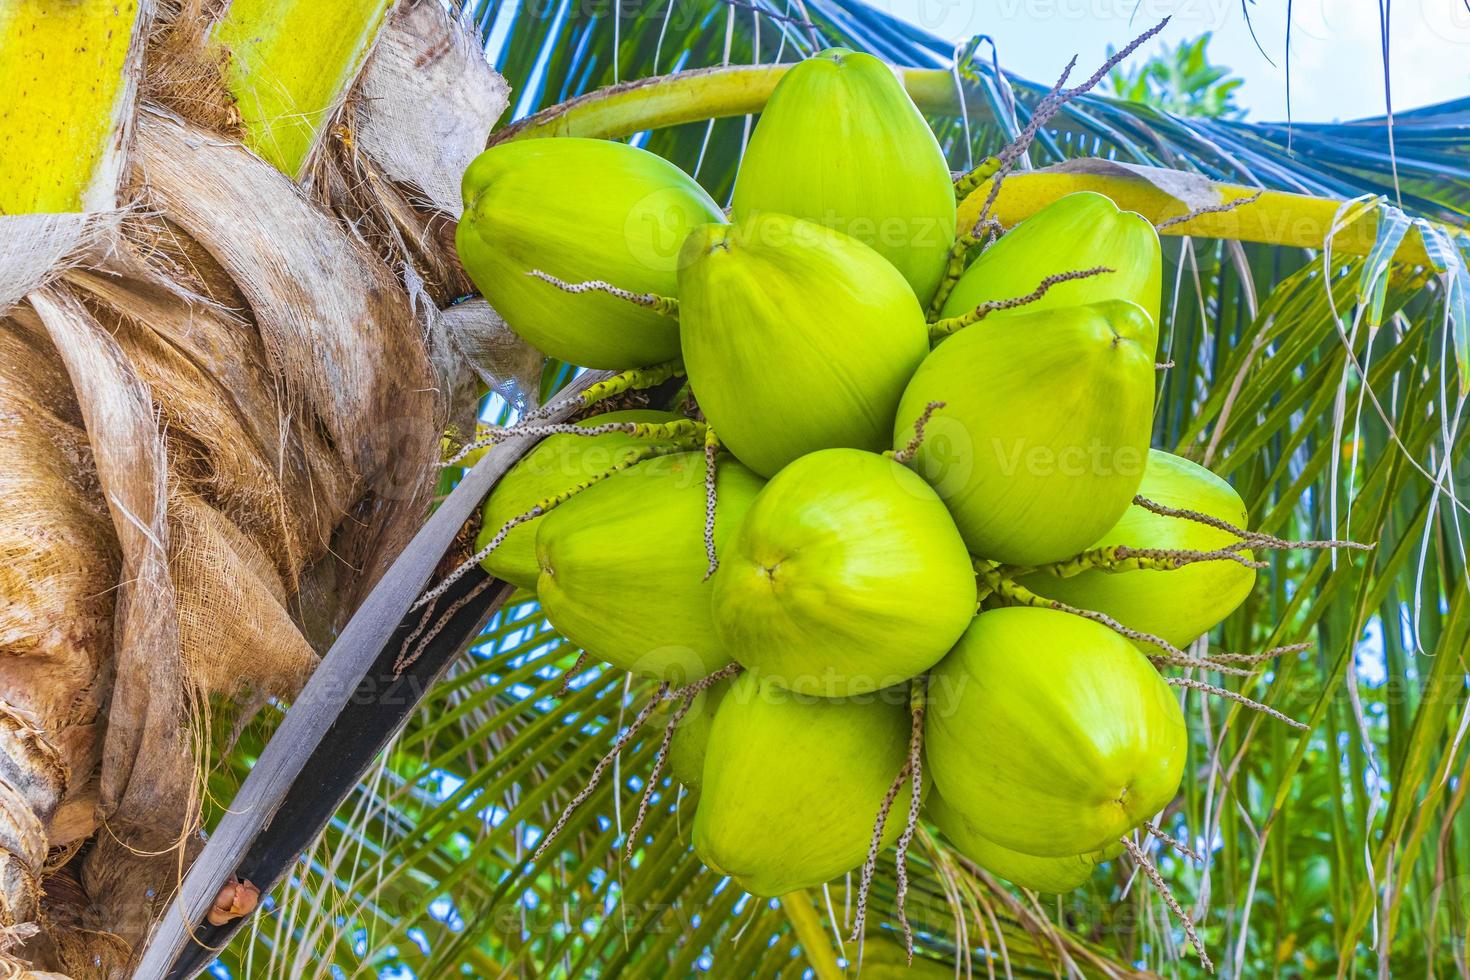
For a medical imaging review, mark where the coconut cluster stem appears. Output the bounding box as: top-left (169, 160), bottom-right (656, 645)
top-left (1144, 822), bottom-right (1204, 864)
top-left (625, 663), bottom-right (744, 858)
top-left (418, 437), bottom-right (701, 609)
top-left (1154, 191), bottom-right (1265, 232)
top-left (535, 662), bottom-right (744, 862)
top-left (951, 157), bottom-right (1002, 204)
top-left (556, 651), bottom-right (589, 697)
top-left (532, 682), bottom-right (671, 861)
top-left (850, 678), bottom-right (927, 957)
top-left (925, 216), bottom-right (1004, 319)
top-left (527, 270), bottom-right (680, 318)
top-left (1154, 640), bottom-right (1310, 675)
top-left (1024, 543), bottom-right (1268, 580)
top-left (578, 360), bottom-right (685, 408)
top-left (702, 428), bottom-right (722, 580)
top-left (1207, 642), bottom-right (1313, 663)
top-left (928, 267), bottom-right (1113, 341)
top-left (925, 233), bottom-right (981, 321)
top-left (498, 360), bottom-right (686, 440)
top-left (1132, 495), bottom-right (1373, 554)
top-left (1121, 836), bottom-right (1214, 973)
top-left (445, 415), bottom-right (702, 467)
top-left (891, 401), bottom-right (946, 465)
top-left (893, 679), bottom-right (927, 962)
top-left (393, 576), bottom-right (496, 677)
top-left (1169, 677), bottom-right (1310, 730)
top-left (1149, 654), bottom-right (1259, 678)
top-left (966, 18), bottom-right (1171, 238)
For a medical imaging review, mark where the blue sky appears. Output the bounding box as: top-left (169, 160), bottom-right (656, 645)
top-left (877, 0), bottom-right (1470, 122)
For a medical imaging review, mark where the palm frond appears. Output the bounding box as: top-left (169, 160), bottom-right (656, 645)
top-left (205, 1), bottom-right (1470, 976)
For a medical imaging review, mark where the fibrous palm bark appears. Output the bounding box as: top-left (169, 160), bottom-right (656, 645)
top-left (0, 2), bottom-right (520, 974)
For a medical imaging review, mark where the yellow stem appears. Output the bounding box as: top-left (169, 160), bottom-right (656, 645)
top-left (957, 167), bottom-right (1436, 266)
top-left (496, 63), bottom-right (1447, 266)
top-left (495, 63), bottom-right (964, 143)
top-left (779, 889), bottom-right (845, 980)
top-left (211, 0), bottom-right (395, 180)
top-left (0, 0), bottom-right (145, 213)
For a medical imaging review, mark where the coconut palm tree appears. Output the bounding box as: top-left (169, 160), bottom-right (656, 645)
top-left (3, 0), bottom-right (1467, 977)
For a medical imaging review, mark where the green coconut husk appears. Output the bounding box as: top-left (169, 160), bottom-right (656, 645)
top-left (1019, 449), bottom-right (1257, 649)
top-left (712, 448), bottom-right (975, 697)
top-left (477, 409), bottom-right (685, 590)
top-left (941, 191), bottom-right (1161, 330)
top-left (925, 791), bottom-right (1108, 893)
top-left (535, 451), bottom-right (763, 683)
top-left (730, 48), bottom-right (956, 305)
top-left (458, 137), bottom-right (723, 368)
top-left (925, 607), bottom-right (1186, 857)
top-left (678, 213), bottom-right (929, 477)
top-left (693, 672), bottom-right (921, 897)
top-left (665, 678), bottom-right (731, 789)
top-left (895, 300), bottom-right (1156, 566)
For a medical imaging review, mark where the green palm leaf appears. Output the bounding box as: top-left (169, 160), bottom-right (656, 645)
top-left (208, 1), bottom-right (1469, 976)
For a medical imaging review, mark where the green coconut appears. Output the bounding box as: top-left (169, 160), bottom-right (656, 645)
top-left (925, 791), bottom-right (1105, 893)
top-left (535, 452), bottom-right (763, 682)
top-left (1020, 450), bottom-right (1257, 648)
top-left (894, 300), bottom-right (1156, 566)
top-left (693, 672), bottom-right (919, 896)
top-left (678, 213), bottom-right (929, 477)
top-left (731, 48), bottom-right (956, 304)
top-left (926, 607), bottom-right (1186, 857)
top-left (457, 137), bottom-right (724, 368)
top-left (666, 678), bottom-right (731, 789)
top-left (476, 409), bottom-right (684, 591)
top-left (712, 448), bottom-right (976, 697)
top-left (942, 191), bottom-right (1162, 331)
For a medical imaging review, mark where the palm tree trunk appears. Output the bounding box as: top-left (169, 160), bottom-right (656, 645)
top-left (0, 1), bottom-right (507, 973)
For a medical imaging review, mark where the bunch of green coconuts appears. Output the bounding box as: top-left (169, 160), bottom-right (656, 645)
top-left (457, 50), bottom-right (1261, 902)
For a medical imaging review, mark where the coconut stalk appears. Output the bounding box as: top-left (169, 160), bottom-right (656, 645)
top-left (0, 0), bottom-right (514, 975)
top-left (497, 62), bottom-right (1442, 266)
top-left (777, 891), bottom-right (844, 980)
top-left (137, 371), bottom-right (611, 979)
top-left (211, 0), bottom-right (395, 178)
top-left (493, 63), bottom-right (960, 142)
top-left (0, 1), bottom-right (143, 213)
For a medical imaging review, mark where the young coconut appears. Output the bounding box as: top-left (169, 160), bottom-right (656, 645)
top-left (678, 213), bottom-right (930, 477)
top-left (535, 451), bottom-right (763, 683)
top-left (925, 791), bottom-right (1113, 893)
top-left (665, 677), bottom-right (730, 788)
top-left (942, 191), bottom-right (1162, 330)
top-left (711, 448), bottom-right (976, 696)
top-left (457, 138), bottom-right (724, 368)
top-left (476, 409), bottom-right (685, 591)
top-left (693, 672), bottom-right (920, 896)
top-left (730, 48), bottom-right (956, 305)
top-left (1019, 450), bottom-right (1258, 648)
top-left (894, 300), bottom-right (1156, 566)
top-left (926, 607), bottom-right (1186, 857)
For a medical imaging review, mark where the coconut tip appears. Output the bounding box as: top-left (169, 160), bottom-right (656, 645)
top-left (677, 221), bottom-right (734, 269)
top-left (812, 46), bottom-right (857, 65)
top-left (1089, 299), bottom-right (1158, 356)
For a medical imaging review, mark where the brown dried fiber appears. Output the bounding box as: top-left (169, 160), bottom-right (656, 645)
top-left (0, 1), bottom-right (505, 973)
